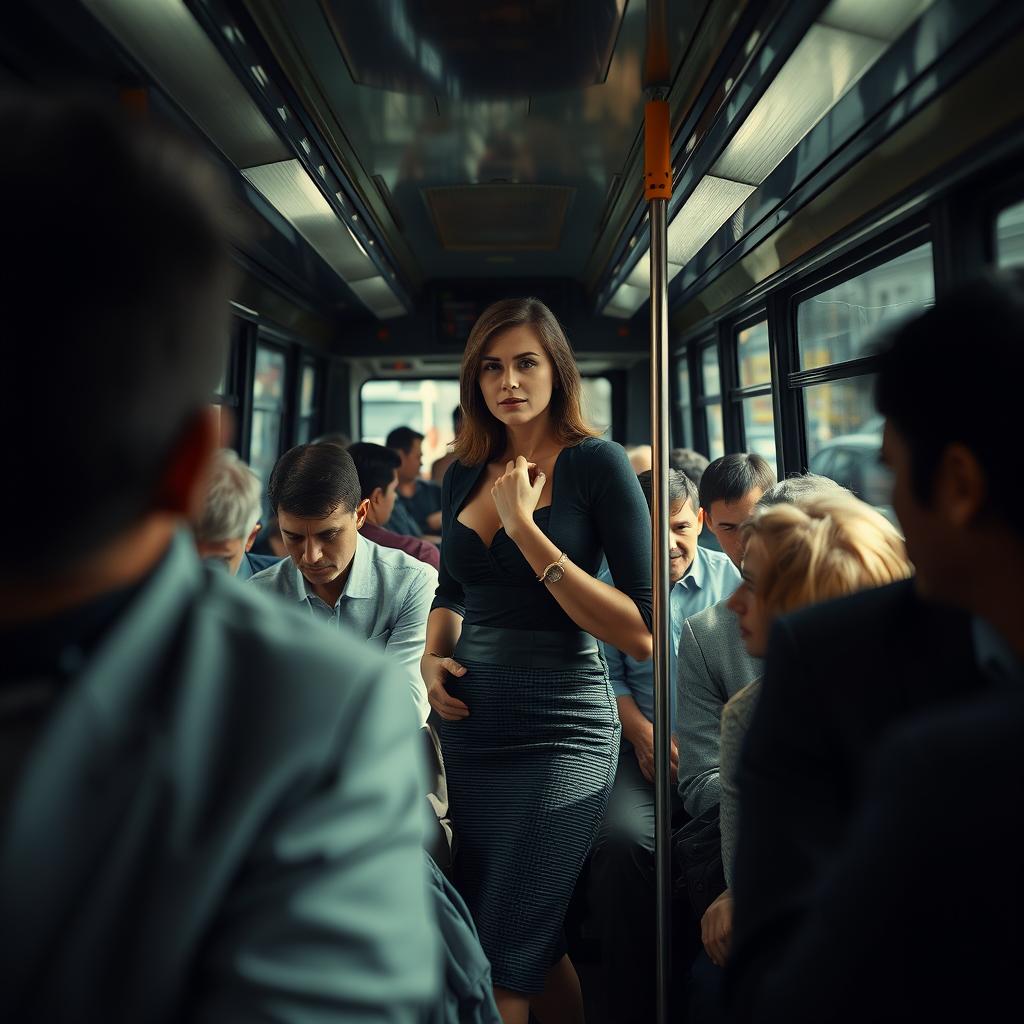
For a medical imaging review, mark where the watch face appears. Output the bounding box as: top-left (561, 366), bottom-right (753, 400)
top-left (545, 563), bottom-right (565, 583)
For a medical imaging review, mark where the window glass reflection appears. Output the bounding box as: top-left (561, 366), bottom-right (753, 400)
top-left (297, 363), bottom-right (319, 445)
top-left (581, 377), bottom-right (613, 439)
top-left (996, 200), bottom-right (1024, 269)
top-left (737, 320), bottom-right (770, 388)
top-left (677, 359), bottom-right (692, 448)
top-left (742, 394), bottom-right (776, 464)
top-left (804, 375), bottom-right (894, 519)
top-left (705, 402), bottom-right (724, 460)
top-left (797, 243), bottom-right (934, 369)
top-left (300, 364), bottom-right (317, 417)
top-left (702, 345), bottom-right (720, 398)
top-left (251, 345), bottom-right (287, 516)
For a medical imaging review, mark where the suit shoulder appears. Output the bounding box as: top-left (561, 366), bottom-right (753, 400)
top-left (686, 598), bottom-right (734, 642)
top-left (201, 572), bottom-right (393, 712)
top-left (779, 578), bottom-right (969, 656)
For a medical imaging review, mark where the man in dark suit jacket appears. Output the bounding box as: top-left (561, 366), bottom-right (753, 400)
top-left (726, 272), bottom-right (1024, 1018)
top-left (740, 687), bottom-right (1024, 1023)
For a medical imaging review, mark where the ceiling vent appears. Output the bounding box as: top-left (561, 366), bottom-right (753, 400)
top-left (425, 184), bottom-right (574, 251)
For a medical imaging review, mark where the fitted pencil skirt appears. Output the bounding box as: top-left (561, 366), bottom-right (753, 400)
top-left (436, 624), bottom-right (621, 994)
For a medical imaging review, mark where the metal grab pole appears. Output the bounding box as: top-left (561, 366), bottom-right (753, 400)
top-left (645, 95), bottom-right (673, 1024)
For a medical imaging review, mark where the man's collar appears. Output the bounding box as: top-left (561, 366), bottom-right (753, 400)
top-left (291, 532), bottom-right (373, 607)
top-left (677, 545), bottom-right (707, 591)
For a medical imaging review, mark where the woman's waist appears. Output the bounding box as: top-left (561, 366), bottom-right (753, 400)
top-left (454, 622), bottom-right (603, 669)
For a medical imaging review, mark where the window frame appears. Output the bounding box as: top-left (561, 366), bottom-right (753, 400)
top-left (727, 308), bottom-right (779, 470)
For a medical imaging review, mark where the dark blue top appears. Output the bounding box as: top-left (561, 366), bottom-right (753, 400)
top-left (432, 437), bottom-right (653, 632)
top-left (397, 479), bottom-right (443, 533)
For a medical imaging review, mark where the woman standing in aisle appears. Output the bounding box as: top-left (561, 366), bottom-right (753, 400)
top-left (422, 297), bottom-right (653, 1024)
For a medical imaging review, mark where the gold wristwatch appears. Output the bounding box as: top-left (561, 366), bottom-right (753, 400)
top-left (538, 552), bottom-right (568, 584)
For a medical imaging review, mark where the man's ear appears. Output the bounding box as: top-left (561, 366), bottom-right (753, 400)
top-left (936, 443), bottom-right (987, 529)
top-left (156, 408), bottom-right (219, 521)
top-left (696, 506), bottom-right (705, 535)
top-left (244, 522), bottom-right (262, 552)
top-left (356, 498), bottom-right (371, 530)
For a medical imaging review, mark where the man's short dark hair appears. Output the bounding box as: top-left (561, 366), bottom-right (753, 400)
top-left (876, 271), bottom-right (1024, 535)
top-left (670, 448), bottom-right (710, 488)
top-left (699, 453), bottom-right (777, 511)
top-left (386, 426), bottom-right (425, 453)
top-left (4, 96), bottom-right (234, 576)
top-left (637, 469), bottom-right (699, 516)
top-left (268, 443), bottom-right (363, 518)
top-left (347, 442), bottom-right (401, 501)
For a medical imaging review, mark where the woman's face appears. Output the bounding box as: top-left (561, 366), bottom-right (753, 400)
top-left (726, 539), bottom-right (772, 659)
top-left (477, 324), bottom-right (555, 429)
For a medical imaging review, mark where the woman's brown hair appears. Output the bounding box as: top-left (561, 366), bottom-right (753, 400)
top-left (452, 297), bottom-right (600, 466)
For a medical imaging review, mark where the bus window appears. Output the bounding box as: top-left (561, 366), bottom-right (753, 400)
top-left (797, 243), bottom-right (934, 370)
top-left (736, 320), bottom-right (776, 465)
top-left (996, 199), bottom-right (1024, 268)
top-left (701, 344), bottom-right (724, 460)
top-left (360, 379), bottom-right (461, 472)
top-left (250, 344), bottom-right (287, 512)
top-left (676, 357), bottom-right (692, 449)
top-left (581, 377), bottom-right (612, 439)
top-left (296, 361), bottom-right (320, 444)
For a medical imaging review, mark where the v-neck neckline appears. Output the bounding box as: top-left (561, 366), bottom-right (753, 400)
top-left (454, 447), bottom-right (567, 552)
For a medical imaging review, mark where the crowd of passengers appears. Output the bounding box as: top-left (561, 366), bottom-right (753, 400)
top-left (2, 96), bottom-right (1021, 1024)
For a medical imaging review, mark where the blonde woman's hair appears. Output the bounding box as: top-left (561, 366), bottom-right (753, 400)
top-left (742, 492), bottom-right (912, 620)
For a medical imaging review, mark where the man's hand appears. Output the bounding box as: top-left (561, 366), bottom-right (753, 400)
top-left (701, 888), bottom-right (734, 967)
top-left (627, 717), bottom-right (679, 783)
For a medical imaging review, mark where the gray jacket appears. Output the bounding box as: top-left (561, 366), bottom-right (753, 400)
top-left (0, 534), bottom-right (437, 1023)
top-left (720, 678), bottom-right (763, 888)
top-left (676, 599), bottom-right (762, 815)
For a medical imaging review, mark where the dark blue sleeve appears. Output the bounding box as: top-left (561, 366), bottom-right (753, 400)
top-left (430, 464), bottom-right (466, 618)
top-left (584, 440), bottom-right (653, 631)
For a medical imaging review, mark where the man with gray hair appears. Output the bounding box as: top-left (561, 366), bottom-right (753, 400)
top-left (194, 449), bottom-right (280, 578)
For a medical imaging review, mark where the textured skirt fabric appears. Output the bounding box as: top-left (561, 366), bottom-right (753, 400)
top-left (436, 626), bottom-right (621, 994)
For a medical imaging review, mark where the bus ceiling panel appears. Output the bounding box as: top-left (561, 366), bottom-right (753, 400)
top-left (669, 0), bottom-right (1021, 328)
top-left (316, 0), bottom-right (626, 97)
top-left (231, 0), bottom-right (697, 283)
top-left (671, 10), bottom-right (1024, 333)
top-left (599, 0), bottom-right (977, 320)
top-left (82, 0), bottom-right (290, 168)
top-left (584, 0), bottom-right (726, 293)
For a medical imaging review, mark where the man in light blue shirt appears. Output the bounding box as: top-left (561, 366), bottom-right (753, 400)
top-left (250, 442), bottom-right (437, 725)
top-left (591, 467), bottom-right (739, 1024)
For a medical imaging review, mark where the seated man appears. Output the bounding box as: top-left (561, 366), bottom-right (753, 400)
top-left (250, 442), bottom-right (437, 725)
top-left (725, 276), bottom-right (1013, 1018)
top-left (386, 426), bottom-right (442, 541)
top-left (670, 447), bottom-right (710, 489)
top-left (194, 448), bottom-right (281, 579)
top-left (0, 95), bottom-right (435, 1022)
top-left (590, 468), bottom-right (739, 1024)
top-left (676, 453), bottom-right (776, 818)
top-left (347, 442), bottom-right (440, 570)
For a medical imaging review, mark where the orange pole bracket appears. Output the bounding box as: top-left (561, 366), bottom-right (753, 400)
top-left (644, 99), bottom-right (672, 202)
